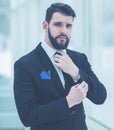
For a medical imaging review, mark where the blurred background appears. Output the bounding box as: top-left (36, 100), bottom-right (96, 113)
top-left (0, 0), bottom-right (114, 130)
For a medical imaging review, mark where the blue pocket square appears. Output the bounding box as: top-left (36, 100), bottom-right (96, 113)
top-left (40, 70), bottom-right (51, 79)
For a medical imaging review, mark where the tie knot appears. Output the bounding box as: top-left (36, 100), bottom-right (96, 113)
top-left (54, 52), bottom-right (62, 56)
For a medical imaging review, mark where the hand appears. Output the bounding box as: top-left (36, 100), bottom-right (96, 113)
top-left (66, 81), bottom-right (88, 108)
top-left (54, 51), bottom-right (80, 80)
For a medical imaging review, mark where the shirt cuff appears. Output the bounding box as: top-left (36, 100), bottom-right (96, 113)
top-left (73, 74), bottom-right (80, 83)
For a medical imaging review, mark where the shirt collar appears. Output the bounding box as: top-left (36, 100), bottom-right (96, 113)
top-left (41, 41), bottom-right (66, 59)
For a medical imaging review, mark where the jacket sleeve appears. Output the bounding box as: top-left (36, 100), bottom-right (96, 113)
top-left (14, 60), bottom-right (72, 127)
top-left (77, 53), bottom-right (107, 104)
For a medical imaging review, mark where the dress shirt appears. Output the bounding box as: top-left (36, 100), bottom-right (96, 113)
top-left (41, 42), bottom-right (65, 87)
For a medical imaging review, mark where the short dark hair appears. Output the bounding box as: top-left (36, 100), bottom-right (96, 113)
top-left (45, 3), bottom-right (76, 23)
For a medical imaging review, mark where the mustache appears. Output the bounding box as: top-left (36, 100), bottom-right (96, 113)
top-left (56, 34), bottom-right (68, 39)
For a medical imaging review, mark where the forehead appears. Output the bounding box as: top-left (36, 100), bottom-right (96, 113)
top-left (50, 12), bottom-right (73, 24)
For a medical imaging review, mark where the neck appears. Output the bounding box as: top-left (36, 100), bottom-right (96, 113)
top-left (44, 37), bottom-right (54, 49)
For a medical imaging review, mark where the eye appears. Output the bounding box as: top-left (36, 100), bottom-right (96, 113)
top-left (66, 24), bottom-right (72, 28)
top-left (54, 22), bottom-right (62, 27)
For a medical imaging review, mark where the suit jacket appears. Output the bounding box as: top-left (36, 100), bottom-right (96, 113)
top-left (14, 43), bottom-right (107, 130)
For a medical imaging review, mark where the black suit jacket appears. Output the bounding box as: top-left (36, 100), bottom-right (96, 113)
top-left (14, 43), bottom-right (107, 130)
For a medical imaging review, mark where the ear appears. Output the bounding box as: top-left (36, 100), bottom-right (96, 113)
top-left (42, 21), bottom-right (48, 30)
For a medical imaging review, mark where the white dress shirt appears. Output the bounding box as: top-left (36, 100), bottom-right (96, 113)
top-left (41, 42), bottom-right (65, 88)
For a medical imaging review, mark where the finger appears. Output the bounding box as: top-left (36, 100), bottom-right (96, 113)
top-left (56, 51), bottom-right (65, 55)
top-left (54, 54), bottom-right (61, 59)
top-left (74, 83), bottom-right (80, 88)
top-left (82, 83), bottom-right (88, 93)
top-left (54, 54), bottom-right (65, 62)
top-left (54, 52), bottom-right (66, 60)
top-left (84, 84), bottom-right (88, 92)
top-left (76, 81), bottom-right (86, 89)
top-left (54, 57), bottom-right (63, 63)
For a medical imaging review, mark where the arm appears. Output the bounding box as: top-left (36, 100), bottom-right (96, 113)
top-left (78, 53), bottom-right (107, 104)
top-left (54, 51), bottom-right (107, 105)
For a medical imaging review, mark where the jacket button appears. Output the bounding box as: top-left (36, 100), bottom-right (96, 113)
top-left (72, 110), bottom-right (76, 115)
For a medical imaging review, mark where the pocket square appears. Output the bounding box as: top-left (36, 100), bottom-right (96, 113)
top-left (40, 70), bottom-right (51, 79)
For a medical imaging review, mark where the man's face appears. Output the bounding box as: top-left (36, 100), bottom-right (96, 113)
top-left (48, 28), bottom-right (70, 49)
top-left (46, 12), bottom-right (73, 49)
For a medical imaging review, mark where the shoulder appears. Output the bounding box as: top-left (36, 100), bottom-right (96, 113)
top-left (67, 49), bottom-right (87, 60)
top-left (14, 45), bottom-right (40, 71)
top-left (67, 49), bottom-right (90, 70)
top-left (14, 43), bottom-right (43, 71)
top-left (16, 49), bottom-right (36, 64)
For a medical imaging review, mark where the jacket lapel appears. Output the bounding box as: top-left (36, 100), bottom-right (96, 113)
top-left (35, 43), bottom-right (65, 96)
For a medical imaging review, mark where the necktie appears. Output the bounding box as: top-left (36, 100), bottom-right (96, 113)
top-left (62, 71), bottom-right (68, 87)
top-left (53, 52), bottom-right (77, 90)
top-left (56, 67), bottom-right (65, 88)
top-left (52, 53), bottom-right (65, 88)
top-left (62, 71), bottom-right (78, 92)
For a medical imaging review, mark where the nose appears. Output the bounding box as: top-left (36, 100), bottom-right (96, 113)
top-left (60, 25), bottom-right (68, 34)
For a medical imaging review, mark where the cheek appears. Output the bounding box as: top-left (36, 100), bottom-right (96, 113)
top-left (50, 28), bottom-right (59, 37)
top-left (68, 28), bottom-right (72, 33)
top-left (68, 30), bottom-right (72, 37)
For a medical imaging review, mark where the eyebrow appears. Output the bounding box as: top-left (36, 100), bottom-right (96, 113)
top-left (54, 22), bottom-right (72, 26)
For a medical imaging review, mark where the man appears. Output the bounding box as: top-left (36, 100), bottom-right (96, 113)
top-left (14, 3), bottom-right (107, 130)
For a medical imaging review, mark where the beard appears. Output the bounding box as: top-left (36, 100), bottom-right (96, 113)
top-left (48, 28), bottom-right (70, 50)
